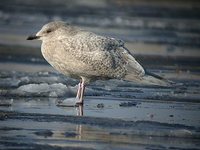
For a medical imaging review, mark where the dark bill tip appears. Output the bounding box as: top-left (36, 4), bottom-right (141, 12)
top-left (26, 35), bottom-right (40, 40)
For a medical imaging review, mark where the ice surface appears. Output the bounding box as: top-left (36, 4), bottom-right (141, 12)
top-left (0, 71), bottom-right (200, 102)
top-left (0, 78), bottom-right (21, 88)
top-left (0, 99), bottom-right (13, 106)
top-left (0, 71), bottom-right (78, 88)
top-left (9, 83), bottom-right (101, 98)
top-left (56, 97), bottom-right (77, 107)
top-left (14, 83), bottom-right (76, 97)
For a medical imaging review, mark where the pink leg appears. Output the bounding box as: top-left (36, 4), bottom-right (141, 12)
top-left (79, 82), bottom-right (85, 103)
top-left (76, 78), bottom-right (85, 105)
top-left (76, 82), bottom-right (81, 99)
top-left (76, 105), bottom-right (83, 116)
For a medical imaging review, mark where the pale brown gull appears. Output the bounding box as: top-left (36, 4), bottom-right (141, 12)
top-left (27, 21), bottom-right (172, 104)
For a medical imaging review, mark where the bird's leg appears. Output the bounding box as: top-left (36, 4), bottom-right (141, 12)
top-left (79, 81), bottom-right (85, 103)
top-left (76, 105), bottom-right (83, 116)
top-left (76, 80), bottom-right (82, 100)
top-left (76, 79), bottom-right (85, 105)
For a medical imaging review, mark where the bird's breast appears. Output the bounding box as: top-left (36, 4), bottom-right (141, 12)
top-left (41, 40), bottom-right (95, 79)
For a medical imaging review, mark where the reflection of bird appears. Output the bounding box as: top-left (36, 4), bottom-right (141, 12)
top-left (27, 21), bottom-right (172, 105)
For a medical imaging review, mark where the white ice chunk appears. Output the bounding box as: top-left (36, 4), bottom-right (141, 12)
top-left (15, 83), bottom-right (76, 97)
top-left (9, 82), bottom-right (103, 97)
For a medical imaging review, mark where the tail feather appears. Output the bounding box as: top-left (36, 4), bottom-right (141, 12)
top-left (145, 71), bottom-right (165, 80)
top-left (140, 75), bottom-right (171, 87)
top-left (142, 71), bottom-right (174, 87)
top-left (125, 70), bottom-right (174, 87)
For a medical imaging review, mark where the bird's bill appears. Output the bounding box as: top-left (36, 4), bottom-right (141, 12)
top-left (26, 35), bottom-right (40, 40)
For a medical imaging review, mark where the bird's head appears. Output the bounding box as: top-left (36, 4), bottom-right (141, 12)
top-left (27, 21), bottom-right (67, 41)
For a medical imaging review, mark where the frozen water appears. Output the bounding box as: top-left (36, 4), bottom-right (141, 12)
top-left (0, 99), bottom-right (13, 106)
top-left (7, 82), bottom-right (101, 98)
top-left (0, 78), bottom-right (21, 88)
top-left (56, 97), bottom-right (77, 107)
top-left (15, 83), bottom-right (76, 97)
top-left (0, 70), bottom-right (200, 103)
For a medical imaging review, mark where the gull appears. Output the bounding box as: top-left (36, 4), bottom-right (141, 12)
top-left (27, 21), bottom-right (172, 105)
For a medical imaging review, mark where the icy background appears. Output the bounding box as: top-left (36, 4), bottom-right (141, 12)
top-left (0, 0), bottom-right (200, 149)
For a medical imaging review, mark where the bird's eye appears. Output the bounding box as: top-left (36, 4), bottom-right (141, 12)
top-left (46, 29), bottom-right (52, 33)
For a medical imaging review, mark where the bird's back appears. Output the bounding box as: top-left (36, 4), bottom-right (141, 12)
top-left (60, 29), bottom-right (145, 79)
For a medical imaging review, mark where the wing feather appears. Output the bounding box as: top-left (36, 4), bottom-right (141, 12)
top-left (59, 31), bottom-right (145, 80)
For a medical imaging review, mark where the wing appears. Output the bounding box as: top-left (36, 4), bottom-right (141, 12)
top-left (59, 31), bottom-right (144, 79)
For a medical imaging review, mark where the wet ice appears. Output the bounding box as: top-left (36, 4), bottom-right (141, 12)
top-left (0, 70), bottom-right (199, 102)
top-left (15, 83), bottom-right (75, 97)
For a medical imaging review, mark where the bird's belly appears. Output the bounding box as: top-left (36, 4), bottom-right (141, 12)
top-left (42, 49), bottom-right (96, 79)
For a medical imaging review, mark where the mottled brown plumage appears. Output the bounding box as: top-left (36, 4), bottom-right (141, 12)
top-left (27, 21), bottom-right (170, 104)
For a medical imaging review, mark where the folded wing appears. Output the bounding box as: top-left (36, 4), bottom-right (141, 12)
top-left (59, 31), bottom-right (145, 80)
